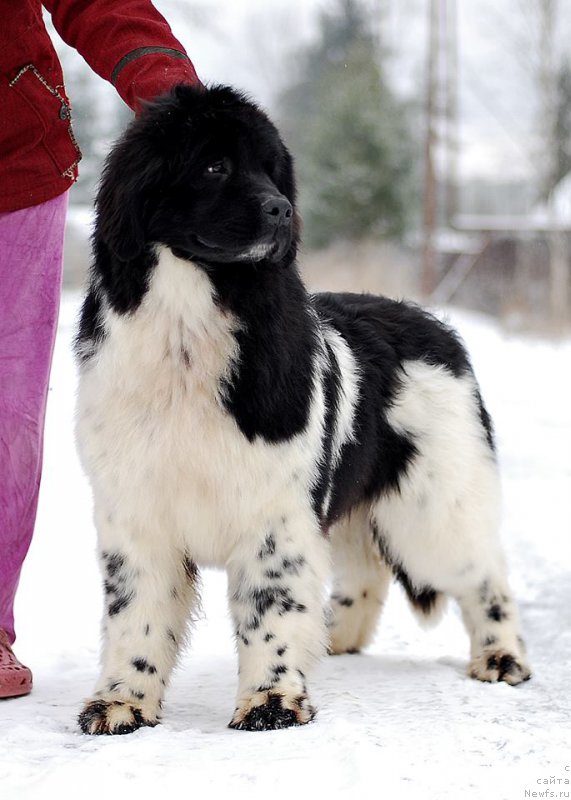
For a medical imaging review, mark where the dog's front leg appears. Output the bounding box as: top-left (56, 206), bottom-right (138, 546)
top-left (78, 527), bottom-right (199, 735)
top-left (227, 510), bottom-right (329, 731)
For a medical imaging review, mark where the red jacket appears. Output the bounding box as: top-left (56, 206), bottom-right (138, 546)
top-left (0, 0), bottom-right (201, 212)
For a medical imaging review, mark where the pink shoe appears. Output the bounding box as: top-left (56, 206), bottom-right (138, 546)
top-left (0, 629), bottom-right (33, 698)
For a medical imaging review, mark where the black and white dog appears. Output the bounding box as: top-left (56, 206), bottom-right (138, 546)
top-left (76, 85), bottom-right (530, 735)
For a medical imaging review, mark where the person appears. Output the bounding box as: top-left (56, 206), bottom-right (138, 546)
top-left (0, 0), bottom-right (201, 699)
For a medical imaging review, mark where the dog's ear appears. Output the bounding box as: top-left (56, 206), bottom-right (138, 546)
top-left (95, 127), bottom-right (162, 261)
top-left (96, 182), bottom-right (144, 262)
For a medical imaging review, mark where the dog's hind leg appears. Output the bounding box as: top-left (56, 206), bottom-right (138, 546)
top-left (371, 466), bottom-right (531, 685)
top-left (328, 505), bottom-right (392, 655)
top-left (78, 516), bottom-right (199, 735)
top-left (227, 507), bottom-right (329, 731)
top-left (372, 506), bottom-right (531, 685)
top-left (454, 571), bottom-right (531, 685)
top-left (368, 360), bottom-right (530, 685)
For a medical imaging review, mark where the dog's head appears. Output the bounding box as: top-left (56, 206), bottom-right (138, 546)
top-left (96, 85), bottom-right (299, 268)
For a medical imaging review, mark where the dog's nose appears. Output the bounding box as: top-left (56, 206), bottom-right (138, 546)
top-left (262, 196), bottom-right (293, 227)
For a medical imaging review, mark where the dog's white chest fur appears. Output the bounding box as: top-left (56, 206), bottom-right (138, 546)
top-left (76, 249), bottom-right (323, 566)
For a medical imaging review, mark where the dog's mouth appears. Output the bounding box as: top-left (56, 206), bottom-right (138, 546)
top-left (192, 234), bottom-right (219, 250)
top-left (184, 232), bottom-right (288, 264)
top-left (235, 241), bottom-right (280, 261)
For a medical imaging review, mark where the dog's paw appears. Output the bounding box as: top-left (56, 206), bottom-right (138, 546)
top-left (468, 649), bottom-right (531, 686)
top-left (328, 626), bottom-right (362, 655)
top-left (228, 691), bottom-right (316, 731)
top-left (328, 642), bottom-right (361, 655)
top-left (78, 698), bottom-right (159, 735)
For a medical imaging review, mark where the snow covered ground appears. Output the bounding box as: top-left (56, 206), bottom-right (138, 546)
top-left (2, 294), bottom-right (570, 800)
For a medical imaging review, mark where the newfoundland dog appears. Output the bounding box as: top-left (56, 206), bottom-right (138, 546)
top-left (75, 85), bottom-right (530, 735)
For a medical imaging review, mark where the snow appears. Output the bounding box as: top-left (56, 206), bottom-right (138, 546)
top-left (2, 295), bottom-right (571, 799)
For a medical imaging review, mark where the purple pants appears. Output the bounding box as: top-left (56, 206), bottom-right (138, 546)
top-left (0, 191), bottom-right (68, 644)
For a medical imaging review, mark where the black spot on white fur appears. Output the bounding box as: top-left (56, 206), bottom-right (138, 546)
top-left (102, 552), bottom-right (125, 578)
top-left (102, 552), bottom-right (134, 617)
top-left (131, 658), bottom-right (157, 675)
top-left (183, 554), bottom-right (198, 582)
top-left (487, 604), bottom-right (508, 622)
top-left (257, 534), bottom-right (276, 560)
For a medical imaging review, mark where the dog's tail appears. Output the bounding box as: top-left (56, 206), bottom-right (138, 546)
top-left (395, 568), bottom-right (448, 628)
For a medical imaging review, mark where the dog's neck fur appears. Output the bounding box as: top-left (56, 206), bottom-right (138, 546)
top-left (97, 245), bottom-right (320, 444)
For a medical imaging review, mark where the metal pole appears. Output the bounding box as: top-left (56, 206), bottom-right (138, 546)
top-left (539, 0), bottom-right (569, 327)
top-left (421, 0), bottom-right (439, 298)
top-left (444, 0), bottom-right (459, 226)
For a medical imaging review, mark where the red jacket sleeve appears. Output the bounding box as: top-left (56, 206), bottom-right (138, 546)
top-left (43, 0), bottom-right (202, 111)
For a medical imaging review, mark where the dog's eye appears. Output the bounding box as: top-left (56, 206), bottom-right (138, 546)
top-left (205, 159), bottom-right (230, 177)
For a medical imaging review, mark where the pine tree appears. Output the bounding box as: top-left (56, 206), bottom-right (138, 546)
top-left (278, 0), bottom-right (414, 248)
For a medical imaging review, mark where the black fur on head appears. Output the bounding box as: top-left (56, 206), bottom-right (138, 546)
top-left (95, 84), bottom-right (299, 274)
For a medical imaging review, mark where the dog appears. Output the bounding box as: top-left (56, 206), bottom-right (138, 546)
top-left (75, 85), bottom-right (530, 735)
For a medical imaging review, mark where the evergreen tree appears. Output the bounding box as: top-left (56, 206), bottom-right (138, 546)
top-left (278, 0), bottom-right (414, 248)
